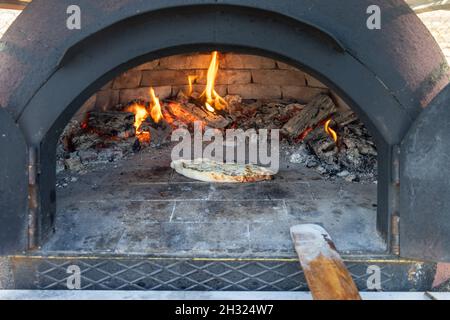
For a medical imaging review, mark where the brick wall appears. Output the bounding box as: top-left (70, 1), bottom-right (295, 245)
top-left (80, 53), bottom-right (331, 115)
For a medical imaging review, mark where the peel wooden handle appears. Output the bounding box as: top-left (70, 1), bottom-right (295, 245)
top-left (290, 224), bottom-right (362, 300)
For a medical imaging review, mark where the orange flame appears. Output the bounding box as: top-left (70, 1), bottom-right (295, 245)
top-left (324, 119), bottom-right (338, 143)
top-left (125, 88), bottom-right (164, 143)
top-left (205, 102), bottom-right (215, 113)
top-left (149, 87), bottom-right (163, 123)
top-left (127, 102), bottom-right (148, 134)
top-left (199, 51), bottom-right (228, 112)
top-left (126, 102), bottom-right (150, 143)
top-left (126, 52), bottom-right (227, 142)
top-left (187, 75), bottom-right (197, 96)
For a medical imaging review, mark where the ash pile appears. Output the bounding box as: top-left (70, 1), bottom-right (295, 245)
top-left (56, 109), bottom-right (143, 174)
top-left (57, 93), bottom-right (377, 182)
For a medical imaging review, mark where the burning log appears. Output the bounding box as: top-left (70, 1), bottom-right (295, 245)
top-left (167, 51), bottom-right (231, 128)
top-left (332, 110), bottom-right (358, 127)
top-left (139, 117), bottom-right (172, 147)
top-left (306, 127), bottom-right (339, 167)
top-left (184, 102), bottom-right (230, 128)
top-left (87, 111), bottom-right (136, 138)
top-left (301, 114), bottom-right (377, 178)
top-left (281, 94), bottom-right (336, 140)
top-left (165, 101), bottom-right (230, 129)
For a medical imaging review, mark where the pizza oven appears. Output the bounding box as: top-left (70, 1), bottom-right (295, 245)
top-left (0, 0), bottom-right (449, 291)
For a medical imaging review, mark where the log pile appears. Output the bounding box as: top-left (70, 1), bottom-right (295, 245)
top-left (287, 110), bottom-right (377, 181)
top-left (164, 99), bottom-right (231, 129)
top-left (87, 111), bottom-right (135, 138)
top-left (281, 94), bottom-right (336, 140)
top-left (57, 92), bottom-right (377, 182)
top-left (139, 116), bottom-right (172, 147)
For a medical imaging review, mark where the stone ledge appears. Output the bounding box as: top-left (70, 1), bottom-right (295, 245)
top-left (252, 69), bottom-right (306, 86)
top-left (172, 85), bottom-right (227, 97)
top-left (196, 70), bottom-right (252, 85)
top-left (282, 86), bottom-right (329, 103)
top-left (119, 86), bottom-right (172, 104)
top-left (112, 70), bottom-right (142, 89)
top-left (159, 53), bottom-right (212, 70)
top-left (96, 90), bottom-right (120, 111)
top-left (220, 53), bottom-right (276, 69)
top-left (228, 84), bottom-right (282, 99)
top-left (141, 70), bottom-right (194, 86)
top-left (135, 60), bottom-right (160, 71)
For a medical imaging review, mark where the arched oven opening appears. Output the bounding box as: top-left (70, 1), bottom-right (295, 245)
top-left (49, 51), bottom-right (382, 256)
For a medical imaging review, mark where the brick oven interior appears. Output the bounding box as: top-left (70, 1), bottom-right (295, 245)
top-left (46, 52), bottom-right (384, 257)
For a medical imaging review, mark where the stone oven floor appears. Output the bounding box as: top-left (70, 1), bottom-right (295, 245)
top-left (44, 147), bottom-right (386, 258)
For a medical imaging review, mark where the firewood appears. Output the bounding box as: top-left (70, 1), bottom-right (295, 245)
top-left (168, 101), bottom-right (230, 129)
top-left (332, 110), bottom-right (358, 127)
top-left (139, 117), bottom-right (172, 147)
top-left (290, 224), bottom-right (361, 300)
top-left (281, 94), bottom-right (336, 139)
top-left (87, 111), bottom-right (136, 138)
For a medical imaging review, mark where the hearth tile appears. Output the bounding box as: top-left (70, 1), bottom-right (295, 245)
top-left (59, 183), bottom-right (213, 202)
top-left (115, 223), bottom-right (163, 254)
top-left (249, 222), bottom-right (294, 254)
top-left (97, 166), bottom-right (174, 185)
top-left (172, 200), bottom-right (287, 223)
top-left (285, 199), bottom-right (385, 253)
top-left (160, 222), bottom-right (250, 254)
top-left (207, 181), bottom-right (311, 201)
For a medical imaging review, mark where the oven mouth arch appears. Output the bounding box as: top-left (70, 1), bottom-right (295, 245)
top-left (18, 5), bottom-right (411, 146)
top-left (15, 4), bottom-right (406, 249)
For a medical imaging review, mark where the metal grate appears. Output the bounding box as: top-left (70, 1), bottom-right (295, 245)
top-left (36, 259), bottom-right (308, 291)
top-left (7, 256), bottom-right (435, 292)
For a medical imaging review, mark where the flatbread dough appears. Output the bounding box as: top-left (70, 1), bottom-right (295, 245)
top-left (170, 158), bottom-right (275, 183)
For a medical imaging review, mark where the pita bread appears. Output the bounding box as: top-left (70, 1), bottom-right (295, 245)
top-left (170, 158), bottom-right (275, 183)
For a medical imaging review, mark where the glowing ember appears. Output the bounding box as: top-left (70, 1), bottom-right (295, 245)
top-left (138, 131), bottom-right (150, 143)
top-left (165, 101), bottom-right (202, 127)
top-left (149, 87), bottom-right (163, 123)
top-left (324, 119), bottom-right (338, 143)
top-left (295, 118), bottom-right (338, 143)
top-left (296, 127), bottom-right (313, 143)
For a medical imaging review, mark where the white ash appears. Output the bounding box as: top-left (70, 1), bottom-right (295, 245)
top-left (285, 144), bottom-right (319, 168)
top-left (56, 111), bottom-right (145, 177)
top-left (284, 122), bottom-right (377, 182)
